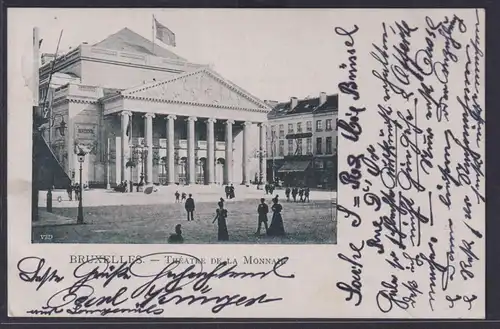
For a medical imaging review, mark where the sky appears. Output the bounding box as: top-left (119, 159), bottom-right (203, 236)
top-left (8, 8), bottom-right (341, 102)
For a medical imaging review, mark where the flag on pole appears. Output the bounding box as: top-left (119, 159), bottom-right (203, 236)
top-left (154, 18), bottom-right (176, 47)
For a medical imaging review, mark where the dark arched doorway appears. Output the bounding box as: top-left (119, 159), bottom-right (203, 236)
top-left (216, 158), bottom-right (225, 185)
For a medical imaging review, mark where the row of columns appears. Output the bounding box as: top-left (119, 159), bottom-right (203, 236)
top-left (119, 111), bottom-right (267, 186)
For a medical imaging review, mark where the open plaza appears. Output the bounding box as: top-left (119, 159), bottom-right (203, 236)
top-left (33, 186), bottom-right (337, 244)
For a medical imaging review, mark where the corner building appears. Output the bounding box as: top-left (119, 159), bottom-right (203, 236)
top-left (265, 93), bottom-right (338, 189)
top-left (40, 28), bottom-right (270, 187)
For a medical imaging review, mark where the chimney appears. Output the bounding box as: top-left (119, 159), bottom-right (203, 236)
top-left (265, 100), bottom-right (279, 108)
top-left (290, 97), bottom-right (298, 110)
top-left (319, 92), bottom-right (327, 106)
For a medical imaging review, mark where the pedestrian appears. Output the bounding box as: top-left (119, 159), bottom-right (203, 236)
top-left (66, 184), bottom-right (73, 201)
top-left (181, 192), bottom-right (187, 202)
top-left (304, 187), bottom-right (310, 202)
top-left (175, 191), bottom-right (180, 203)
top-left (212, 200), bottom-right (229, 241)
top-left (74, 183), bottom-right (80, 201)
top-left (285, 187), bottom-right (291, 202)
top-left (299, 188), bottom-right (304, 202)
top-left (168, 224), bottom-right (184, 243)
top-left (256, 198), bottom-right (269, 235)
top-left (267, 196), bottom-right (285, 236)
top-left (269, 183), bottom-right (275, 195)
top-left (230, 184), bottom-right (235, 199)
top-left (225, 185), bottom-right (231, 199)
top-left (185, 194), bottom-right (195, 221)
top-left (292, 187), bottom-right (298, 202)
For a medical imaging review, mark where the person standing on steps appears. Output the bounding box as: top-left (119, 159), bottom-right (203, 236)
top-left (175, 191), bottom-right (180, 203)
top-left (185, 194), bottom-right (195, 221)
top-left (230, 184), bottom-right (235, 199)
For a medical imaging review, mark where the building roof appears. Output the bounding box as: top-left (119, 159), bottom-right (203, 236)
top-left (268, 94), bottom-right (338, 119)
top-left (93, 28), bottom-right (186, 61)
top-left (102, 87), bottom-right (124, 97)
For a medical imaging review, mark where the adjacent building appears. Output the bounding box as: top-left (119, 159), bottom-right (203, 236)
top-left (38, 28), bottom-right (271, 188)
top-left (265, 93), bottom-right (338, 189)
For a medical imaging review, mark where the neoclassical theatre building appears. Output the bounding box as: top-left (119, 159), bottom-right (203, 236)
top-left (41, 28), bottom-right (271, 187)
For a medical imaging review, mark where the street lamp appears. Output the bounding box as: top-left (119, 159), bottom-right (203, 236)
top-left (76, 149), bottom-right (86, 224)
top-left (269, 130), bottom-right (277, 184)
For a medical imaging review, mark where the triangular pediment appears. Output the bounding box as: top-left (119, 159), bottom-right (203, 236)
top-left (122, 68), bottom-right (270, 110)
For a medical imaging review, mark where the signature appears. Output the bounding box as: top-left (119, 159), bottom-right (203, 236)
top-left (20, 253), bottom-right (294, 315)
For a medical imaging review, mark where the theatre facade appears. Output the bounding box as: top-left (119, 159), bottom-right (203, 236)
top-left (40, 28), bottom-right (271, 188)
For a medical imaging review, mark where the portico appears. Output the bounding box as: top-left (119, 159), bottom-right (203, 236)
top-left (102, 67), bottom-right (270, 186)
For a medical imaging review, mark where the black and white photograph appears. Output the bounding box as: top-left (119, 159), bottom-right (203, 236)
top-left (29, 9), bottom-right (338, 244)
top-left (6, 6), bottom-right (488, 319)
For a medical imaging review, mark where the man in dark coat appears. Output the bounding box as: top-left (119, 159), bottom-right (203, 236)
top-left (304, 187), bottom-right (310, 202)
top-left (174, 191), bottom-right (180, 203)
top-left (230, 184), bottom-right (235, 199)
top-left (185, 194), bottom-right (195, 221)
top-left (285, 187), bottom-right (291, 202)
top-left (66, 184), bottom-right (73, 201)
top-left (299, 188), bottom-right (304, 202)
top-left (225, 185), bottom-right (231, 199)
top-left (256, 198), bottom-right (269, 235)
top-left (291, 187), bottom-right (298, 202)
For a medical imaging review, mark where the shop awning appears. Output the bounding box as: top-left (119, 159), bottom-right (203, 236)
top-left (277, 160), bottom-right (311, 173)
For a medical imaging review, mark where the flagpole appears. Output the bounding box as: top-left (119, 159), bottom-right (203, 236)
top-left (152, 14), bottom-right (155, 54)
top-left (46, 30), bottom-right (63, 146)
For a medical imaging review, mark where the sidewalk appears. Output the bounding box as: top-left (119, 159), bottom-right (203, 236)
top-left (38, 185), bottom-right (337, 208)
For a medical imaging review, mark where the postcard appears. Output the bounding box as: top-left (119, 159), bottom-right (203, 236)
top-left (7, 8), bottom-right (485, 318)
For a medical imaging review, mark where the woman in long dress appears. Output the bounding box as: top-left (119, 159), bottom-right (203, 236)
top-left (267, 196), bottom-right (285, 236)
top-left (213, 201), bottom-right (229, 241)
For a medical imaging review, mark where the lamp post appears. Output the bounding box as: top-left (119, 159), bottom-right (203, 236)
top-left (130, 142), bottom-right (148, 190)
top-left (270, 131), bottom-right (277, 184)
top-left (76, 149), bottom-right (86, 224)
top-left (43, 113), bottom-right (67, 213)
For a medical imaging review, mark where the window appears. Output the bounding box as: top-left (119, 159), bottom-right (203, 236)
top-left (316, 137), bottom-right (323, 154)
top-left (279, 124), bottom-right (285, 138)
top-left (306, 137), bottom-right (312, 154)
top-left (288, 140), bottom-right (293, 155)
top-left (316, 120), bottom-right (323, 131)
top-left (297, 139), bottom-right (303, 155)
top-left (288, 123), bottom-right (294, 133)
top-left (297, 122), bottom-right (303, 133)
top-left (279, 140), bottom-right (284, 156)
top-left (326, 137), bottom-right (333, 154)
top-left (306, 121), bottom-right (312, 132)
top-left (326, 119), bottom-right (333, 131)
